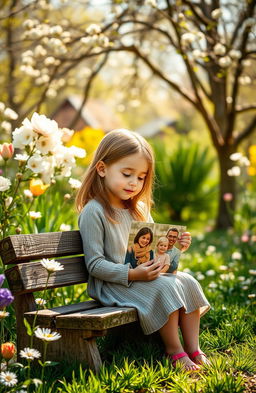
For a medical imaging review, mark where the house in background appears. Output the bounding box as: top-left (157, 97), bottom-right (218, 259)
top-left (135, 117), bottom-right (176, 138)
top-left (51, 95), bottom-right (121, 132)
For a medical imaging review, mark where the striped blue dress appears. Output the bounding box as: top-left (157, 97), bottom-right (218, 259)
top-left (79, 199), bottom-right (210, 335)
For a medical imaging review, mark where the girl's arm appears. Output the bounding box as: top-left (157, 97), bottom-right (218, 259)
top-left (79, 204), bottom-right (130, 286)
top-left (160, 254), bottom-right (171, 274)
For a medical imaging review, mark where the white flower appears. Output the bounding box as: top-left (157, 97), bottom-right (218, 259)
top-left (40, 258), bottom-right (64, 273)
top-left (206, 245), bottom-right (216, 255)
top-left (231, 251), bottom-right (242, 260)
top-left (181, 33), bottom-right (196, 46)
top-left (213, 43), bottom-right (226, 56)
top-left (218, 56), bottom-right (232, 68)
top-left (24, 189), bottom-right (33, 199)
top-left (0, 102), bottom-right (5, 112)
top-left (196, 273), bottom-right (205, 281)
top-left (208, 282), bottom-right (217, 289)
top-left (35, 133), bottom-right (61, 155)
top-left (29, 211), bottom-right (42, 220)
top-left (12, 119), bottom-right (34, 148)
top-left (68, 145), bottom-right (86, 158)
top-left (0, 311), bottom-right (9, 319)
top-left (20, 347), bottom-right (41, 360)
top-left (68, 178), bottom-right (82, 189)
top-left (248, 294), bottom-right (256, 299)
top-left (0, 176), bottom-right (11, 192)
top-left (229, 49), bottom-right (242, 59)
top-left (31, 112), bottom-right (59, 137)
top-left (0, 371), bottom-right (18, 387)
top-left (227, 166), bottom-right (241, 176)
top-left (34, 328), bottom-right (61, 342)
top-left (1, 121), bottom-right (12, 133)
top-left (26, 154), bottom-right (47, 173)
top-left (4, 107), bottom-right (18, 120)
top-left (145, 0), bottom-right (157, 7)
top-left (206, 269), bottom-right (216, 276)
top-left (14, 153), bottom-right (29, 162)
top-left (249, 269), bottom-right (256, 276)
top-left (60, 223), bottom-right (71, 231)
top-left (35, 298), bottom-right (47, 306)
top-left (219, 265), bottom-right (228, 271)
top-left (230, 152), bottom-right (243, 161)
top-left (86, 23), bottom-right (101, 35)
top-left (5, 196), bottom-right (13, 208)
top-left (211, 8), bottom-right (222, 19)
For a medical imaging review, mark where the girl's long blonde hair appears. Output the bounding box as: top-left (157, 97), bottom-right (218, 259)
top-left (75, 128), bottom-right (154, 222)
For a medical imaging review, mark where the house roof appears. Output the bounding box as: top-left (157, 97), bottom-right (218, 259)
top-left (64, 95), bottom-right (121, 131)
top-left (135, 117), bottom-right (175, 138)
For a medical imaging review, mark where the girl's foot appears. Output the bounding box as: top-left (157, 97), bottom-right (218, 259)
top-left (165, 351), bottom-right (200, 372)
top-left (189, 350), bottom-right (211, 366)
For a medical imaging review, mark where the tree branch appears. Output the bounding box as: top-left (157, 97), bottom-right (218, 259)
top-left (235, 114), bottom-right (256, 146)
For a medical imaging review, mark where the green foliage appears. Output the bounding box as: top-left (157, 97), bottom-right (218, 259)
top-left (152, 139), bottom-right (217, 223)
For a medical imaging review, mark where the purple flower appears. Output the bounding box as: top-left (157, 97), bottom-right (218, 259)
top-left (0, 275), bottom-right (5, 288)
top-left (0, 288), bottom-right (14, 308)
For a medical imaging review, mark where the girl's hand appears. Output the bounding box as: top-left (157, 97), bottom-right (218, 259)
top-left (178, 231), bottom-right (192, 252)
top-left (128, 260), bottom-right (162, 281)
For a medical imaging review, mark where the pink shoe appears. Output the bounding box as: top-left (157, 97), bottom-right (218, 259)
top-left (189, 350), bottom-right (210, 365)
top-left (165, 351), bottom-right (200, 371)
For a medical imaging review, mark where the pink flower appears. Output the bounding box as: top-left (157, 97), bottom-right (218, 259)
top-left (241, 234), bottom-right (249, 242)
top-left (223, 193), bottom-right (233, 201)
top-left (0, 143), bottom-right (14, 160)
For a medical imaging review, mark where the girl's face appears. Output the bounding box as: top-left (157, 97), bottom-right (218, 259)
top-left (138, 233), bottom-right (151, 247)
top-left (97, 152), bottom-right (148, 208)
top-left (157, 241), bottom-right (168, 253)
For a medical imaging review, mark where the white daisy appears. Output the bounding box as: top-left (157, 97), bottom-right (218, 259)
top-left (20, 347), bottom-right (41, 360)
top-left (34, 328), bottom-right (61, 342)
top-left (0, 371), bottom-right (18, 387)
top-left (35, 298), bottom-right (47, 306)
top-left (40, 258), bottom-right (64, 273)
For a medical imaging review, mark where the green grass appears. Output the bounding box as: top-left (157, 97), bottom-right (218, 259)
top-left (1, 229), bottom-right (256, 392)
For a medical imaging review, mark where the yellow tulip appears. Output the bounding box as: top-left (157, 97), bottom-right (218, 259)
top-left (29, 179), bottom-right (50, 196)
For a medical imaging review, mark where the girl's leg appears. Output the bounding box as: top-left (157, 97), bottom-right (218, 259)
top-left (159, 310), bottom-right (199, 371)
top-left (179, 307), bottom-right (210, 365)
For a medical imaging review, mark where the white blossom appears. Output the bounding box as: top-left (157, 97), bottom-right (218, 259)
top-left (35, 328), bottom-right (61, 342)
top-left (206, 269), bottom-right (216, 276)
top-left (0, 371), bottom-right (18, 387)
top-left (26, 154), bottom-right (46, 173)
top-left (227, 166), bottom-right (241, 176)
top-left (213, 43), bottom-right (226, 56)
top-left (86, 24), bottom-right (101, 35)
top-left (0, 176), bottom-right (11, 192)
top-left (229, 49), bottom-right (242, 59)
top-left (248, 294), bottom-right (256, 299)
top-left (181, 33), bottom-right (196, 46)
top-left (20, 347), bottom-right (41, 360)
top-left (60, 223), bottom-right (71, 231)
top-left (231, 251), bottom-right (242, 260)
top-left (14, 153), bottom-right (29, 162)
top-left (0, 102), bottom-right (5, 112)
top-left (40, 258), bottom-right (64, 273)
top-left (31, 112), bottom-right (59, 137)
top-left (24, 189), bottom-right (33, 199)
top-left (249, 269), bottom-right (256, 276)
top-left (68, 178), bottom-right (81, 189)
top-left (218, 56), bottom-right (232, 68)
top-left (35, 298), bottom-right (47, 306)
top-left (1, 121), bottom-right (12, 133)
top-left (211, 8), bottom-right (222, 19)
top-left (4, 107), bottom-right (18, 120)
top-left (230, 152), bottom-right (242, 161)
top-left (208, 282), bottom-right (217, 289)
top-left (29, 211), bottom-right (42, 220)
top-left (68, 145), bottom-right (86, 158)
top-left (206, 245), bottom-right (216, 255)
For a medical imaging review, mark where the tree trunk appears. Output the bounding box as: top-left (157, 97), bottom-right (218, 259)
top-left (215, 145), bottom-right (236, 229)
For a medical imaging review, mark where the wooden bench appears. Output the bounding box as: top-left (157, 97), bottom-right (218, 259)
top-left (0, 230), bottom-right (138, 373)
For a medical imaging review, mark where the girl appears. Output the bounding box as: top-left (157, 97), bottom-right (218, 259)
top-left (154, 237), bottom-right (171, 274)
top-left (76, 129), bottom-right (210, 371)
top-left (125, 227), bottom-right (154, 268)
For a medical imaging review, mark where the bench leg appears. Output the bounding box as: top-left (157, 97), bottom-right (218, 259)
top-left (83, 338), bottom-right (102, 374)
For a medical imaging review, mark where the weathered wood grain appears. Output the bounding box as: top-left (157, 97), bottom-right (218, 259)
top-left (5, 256), bottom-right (88, 294)
top-left (0, 230), bottom-right (83, 265)
top-left (55, 306), bottom-right (138, 330)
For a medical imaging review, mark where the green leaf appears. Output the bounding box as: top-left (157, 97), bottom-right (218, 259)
top-left (23, 317), bottom-right (33, 336)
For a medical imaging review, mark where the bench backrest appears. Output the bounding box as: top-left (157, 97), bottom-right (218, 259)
top-left (0, 231), bottom-right (88, 295)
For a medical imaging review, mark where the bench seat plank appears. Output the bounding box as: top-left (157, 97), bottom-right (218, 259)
top-left (0, 231), bottom-right (83, 265)
top-left (5, 257), bottom-right (88, 294)
top-left (25, 303), bottom-right (138, 330)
